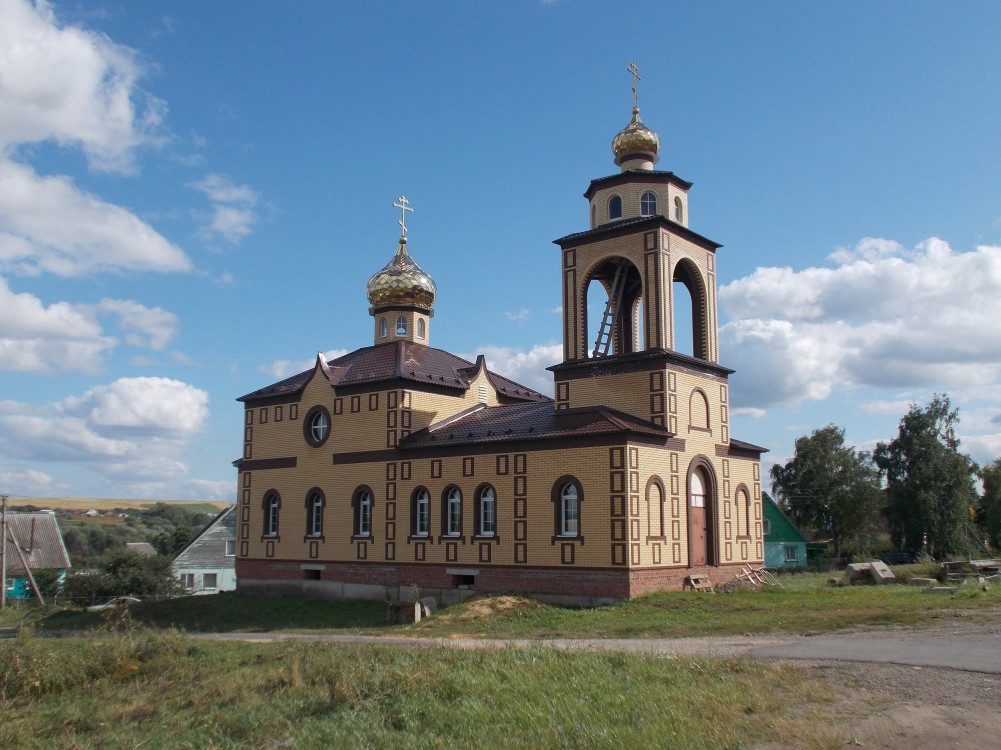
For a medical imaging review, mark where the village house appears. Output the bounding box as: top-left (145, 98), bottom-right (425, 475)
top-left (173, 506), bottom-right (237, 594)
top-left (233, 71), bottom-right (766, 605)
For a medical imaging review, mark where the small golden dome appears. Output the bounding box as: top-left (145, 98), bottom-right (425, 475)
top-left (366, 237), bottom-right (437, 310)
top-left (612, 107), bottom-right (660, 166)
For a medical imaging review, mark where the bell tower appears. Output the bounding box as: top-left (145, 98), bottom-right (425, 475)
top-left (550, 63), bottom-right (732, 440)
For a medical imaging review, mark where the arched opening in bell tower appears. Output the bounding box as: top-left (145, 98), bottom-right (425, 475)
top-left (584, 257), bottom-right (643, 358)
top-left (672, 258), bottom-right (708, 360)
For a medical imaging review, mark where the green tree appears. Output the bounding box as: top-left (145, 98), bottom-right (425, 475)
top-left (102, 550), bottom-right (182, 598)
top-left (770, 424), bottom-right (883, 557)
top-left (980, 457), bottom-right (1001, 550)
top-left (874, 394), bottom-right (978, 558)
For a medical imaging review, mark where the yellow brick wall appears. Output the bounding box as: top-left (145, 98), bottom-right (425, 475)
top-left (589, 183), bottom-right (689, 228)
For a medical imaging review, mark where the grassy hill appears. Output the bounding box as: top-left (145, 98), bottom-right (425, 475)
top-left (5, 497), bottom-right (231, 514)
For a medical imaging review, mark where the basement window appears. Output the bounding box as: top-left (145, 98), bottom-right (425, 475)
top-left (453, 574), bottom-right (475, 589)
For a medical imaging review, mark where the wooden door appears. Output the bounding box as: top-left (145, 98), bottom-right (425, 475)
top-left (690, 504), bottom-right (706, 566)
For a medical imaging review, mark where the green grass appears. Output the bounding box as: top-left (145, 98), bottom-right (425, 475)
top-left (33, 592), bottom-right (387, 633)
top-left (0, 629), bottom-right (841, 749)
top-left (12, 567), bottom-right (1000, 640)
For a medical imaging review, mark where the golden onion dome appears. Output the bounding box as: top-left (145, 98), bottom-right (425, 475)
top-left (612, 107), bottom-right (660, 166)
top-left (366, 237), bottom-right (437, 310)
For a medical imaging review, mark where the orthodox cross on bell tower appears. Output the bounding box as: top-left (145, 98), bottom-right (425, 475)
top-left (628, 60), bottom-right (641, 109)
top-left (394, 195), bottom-right (413, 237)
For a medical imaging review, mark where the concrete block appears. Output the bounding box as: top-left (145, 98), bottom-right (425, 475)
top-left (387, 601), bottom-right (421, 624)
top-left (420, 596), bottom-right (438, 616)
top-left (868, 561), bottom-right (895, 584)
top-left (907, 577), bottom-right (937, 586)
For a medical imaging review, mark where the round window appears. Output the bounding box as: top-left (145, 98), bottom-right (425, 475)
top-left (303, 406), bottom-right (331, 447)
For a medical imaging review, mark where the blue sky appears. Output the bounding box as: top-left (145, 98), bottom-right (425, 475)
top-left (2, 0), bottom-right (1000, 501)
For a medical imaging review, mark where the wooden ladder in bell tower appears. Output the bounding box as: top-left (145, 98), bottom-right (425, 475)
top-left (592, 262), bottom-right (627, 358)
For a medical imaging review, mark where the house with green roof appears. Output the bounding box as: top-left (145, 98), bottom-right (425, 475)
top-left (763, 494), bottom-right (807, 570)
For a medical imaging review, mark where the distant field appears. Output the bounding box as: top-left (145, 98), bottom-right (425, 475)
top-left (5, 497), bottom-right (232, 512)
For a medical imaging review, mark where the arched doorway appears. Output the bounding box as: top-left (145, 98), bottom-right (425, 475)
top-left (686, 459), bottom-right (718, 567)
top-left (672, 258), bottom-right (708, 360)
top-left (584, 257), bottom-right (643, 357)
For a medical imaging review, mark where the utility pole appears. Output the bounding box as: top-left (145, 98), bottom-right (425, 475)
top-left (1, 493), bottom-right (8, 610)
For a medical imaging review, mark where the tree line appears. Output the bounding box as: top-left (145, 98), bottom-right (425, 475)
top-left (771, 394), bottom-right (1001, 559)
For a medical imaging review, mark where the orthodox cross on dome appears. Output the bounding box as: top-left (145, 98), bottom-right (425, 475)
top-left (393, 195), bottom-right (414, 236)
top-left (627, 60), bottom-right (641, 109)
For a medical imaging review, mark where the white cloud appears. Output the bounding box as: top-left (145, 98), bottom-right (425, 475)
top-left (0, 277), bottom-right (180, 373)
top-left (468, 343), bottom-right (561, 395)
top-left (190, 173), bottom-right (259, 245)
top-left (720, 238), bottom-right (1001, 409)
top-left (505, 308), bottom-right (530, 323)
top-left (259, 349), bottom-right (350, 380)
top-left (0, 377), bottom-right (208, 475)
top-left (0, 466), bottom-right (55, 495)
top-left (0, 0), bottom-right (165, 173)
top-left (90, 298), bottom-right (177, 350)
top-left (0, 161), bottom-right (190, 277)
top-left (0, 2), bottom-right (190, 279)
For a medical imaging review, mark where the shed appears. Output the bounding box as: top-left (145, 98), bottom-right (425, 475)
top-left (763, 495), bottom-right (808, 570)
top-left (172, 506), bottom-right (236, 594)
top-left (3, 512), bottom-right (73, 598)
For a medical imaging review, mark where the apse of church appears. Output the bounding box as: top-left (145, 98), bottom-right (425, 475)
top-left (234, 63), bottom-right (766, 605)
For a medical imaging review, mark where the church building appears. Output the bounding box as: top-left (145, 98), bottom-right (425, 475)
top-left (234, 69), bottom-right (766, 605)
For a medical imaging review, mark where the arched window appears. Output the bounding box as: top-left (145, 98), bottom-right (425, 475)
top-left (608, 195), bottom-right (622, 221)
top-left (306, 490), bottom-right (324, 537)
top-left (560, 483), bottom-right (579, 536)
top-left (445, 487), bottom-right (462, 536)
top-left (303, 406), bottom-right (330, 448)
top-left (417, 318), bottom-right (426, 339)
top-left (647, 479), bottom-right (665, 539)
top-left (263, 492), bottom-right (280, 537)
top-left (674, 196), bottom-right (683, 223)
top-left (396, 316), bottom-right (407, 336)
top-left (690, 472), bottom-right (705, 509)
top-left (413, 488), bottom-right (430, 537)
top-left (379, 317), bottom-right (388, 338)
top-left (641, 192), bottom-right (658, 216)
top-left (354, 489), bottom-right (372, 537)
top-left (591, 204), bottom-right (596, 227)
top-left (478, 486), bottom-right (496, 536)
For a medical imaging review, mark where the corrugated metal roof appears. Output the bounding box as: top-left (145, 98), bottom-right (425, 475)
top-left (3, 512), bottom-right (72, 574)
top-left (400, 401), bottom-right (671, 449)
top-left (238, 341), bottom-right (551, 404)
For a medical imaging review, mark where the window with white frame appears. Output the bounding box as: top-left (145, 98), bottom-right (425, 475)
top-left (356, 490), bottom-right (372, 537)
top-left (446, 488), bottom-right (462, 536)
top-left (640, 191), bottom-right (658, 216)
top-left (396, 316), bottom-right (407, 336)
top-left (203, 573), bottom-right (218, 589)
top-left (263, 492), bottom-right (280, 536)
top-left (303, 406), bottom-right (330, 447)
top-left (306, 490), bottom-right (324, 537)
top-left (181, 573), bottom-right (195, 589)
top-left (478, 486), bottom-right (496, 536)
top-left (785, 545), bottom-right (798, 562)
top-left (380, 317), bottom-right (388, 338)
top-left (414, 488), bottom-right (430, 536)
top-left (674, 196), bottom-right (684, 223)
top-left (225, 539), bottom-right (235, 556)
top-left (417, 318), bottom-right (426, 339)
top-left (560, 483), bottom-right (579, 536)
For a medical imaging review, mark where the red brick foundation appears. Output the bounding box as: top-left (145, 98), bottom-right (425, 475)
top-left (236, 557), bottom-right (763, 604)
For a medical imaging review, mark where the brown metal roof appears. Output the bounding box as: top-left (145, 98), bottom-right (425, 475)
top-left (553, 213), bottom-right (722, 251)
top-left (399, 401), bottom-right (672, 449)
top-left (239, 341), bottom-right (551, 404)
top-left (3, 513), bottom-right (72, 574)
